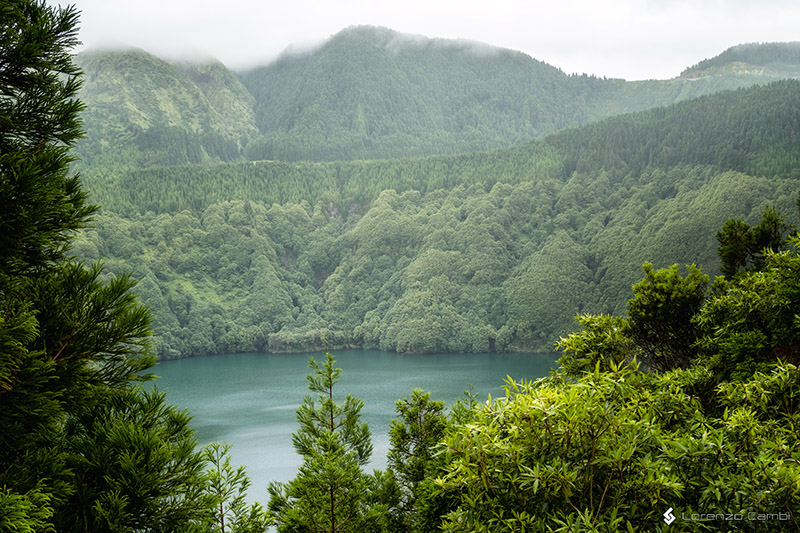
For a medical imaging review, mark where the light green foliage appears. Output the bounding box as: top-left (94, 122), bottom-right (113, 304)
top-left (424, 209), bottom-right (800, 531)
top-left (65, 32), bottom-right (800, 359)
top-left (682, 42), bottom-right (800, 77)
top-left (268, 352), bottom-right (388, 532)
top-left (560, 214), bottom-right (800, 381)
top-left (556, 314), bottom-right (633, 377)
top-left (16, 9), bottom-right (795, 525)
top-left (435, 367), bottom-right (682, 531)
top-left (434, 363), bottom-right (800, 532)
top-left (0, 487), bottom-right (53, 533)
top-left (74, 48), bottom-right (257, 169)
top-left (202, 442), bottom-right (272, 533)
top-left (697, 242), bottom-right (800, 380)
top-left (713, 363), bottom-right (800, 513)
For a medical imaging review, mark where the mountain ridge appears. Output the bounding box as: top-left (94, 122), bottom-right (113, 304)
top-left (73, 27), bottom-right (800, 167)
top-left (681, 41), bottom-right (800, 78)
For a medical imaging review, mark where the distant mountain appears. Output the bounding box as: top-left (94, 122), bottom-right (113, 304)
top-left (239, 25), bottom-right (596, 160)
top-left (73, 28), bottom-right (800, 168)
top-left (681, 42), bottom-right (800, 78)
top-left (239, 27), bottom-right (800, 161)
top-left (74, 49), bottom-right (257, 168)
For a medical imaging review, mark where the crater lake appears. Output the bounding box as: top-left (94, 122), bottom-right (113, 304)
top-left (152, 349), bottom-right (559, 500)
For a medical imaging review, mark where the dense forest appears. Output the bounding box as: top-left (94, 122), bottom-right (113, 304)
top-left (682, 41), bottom-right (800, 77)
top-left (64, 26), bottom-right (800, 358)
top-left (62, 28), bottom-right (800, 358)
top-left (3, 2), bottom-right (799, 531)
top-left (75, 79), bottom-right (800, 358)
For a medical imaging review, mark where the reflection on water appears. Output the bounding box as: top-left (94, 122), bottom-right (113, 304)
top-left (153, 350), bottom-right (559, 500)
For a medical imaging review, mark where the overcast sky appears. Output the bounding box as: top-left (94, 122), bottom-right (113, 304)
top-left (46, 0), bottom-right (799, 80)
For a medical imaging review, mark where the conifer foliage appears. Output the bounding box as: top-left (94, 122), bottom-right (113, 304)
top-left (268, 351), bottom-right (388, 532)
top-left (0, 0), bottom-right (91, 278)
top-left (202, 442), bottom-right (272, 533)
top-left (386, 389), bottom-right (448, 532)
top-left (0, 2), bottom-right (216, 531)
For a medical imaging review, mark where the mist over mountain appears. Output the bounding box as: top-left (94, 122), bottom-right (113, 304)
top-left (74, 49), bottom-right (257, 168)
top-left (63, 26), bottom-right (800, 357)
top-left (74, 26), bottom-right (800, 167)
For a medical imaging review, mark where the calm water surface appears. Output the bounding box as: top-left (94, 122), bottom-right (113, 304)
top-left (154, 350), bottom-right (559, 500)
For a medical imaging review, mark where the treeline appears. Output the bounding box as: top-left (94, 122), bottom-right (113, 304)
top-left (76, 166), bottom-right (798, 359)
top-left (75, 81), bottom-right (800, 358)
top-left (544, 79), bottom-right (800, 180)
top-left (81, 79), bottom-right (800, 217)
top-left (683, 41), bottom-right (800, 75)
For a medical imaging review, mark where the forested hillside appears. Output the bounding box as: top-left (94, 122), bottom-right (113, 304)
top-left (69, 29), bottom-right (800, 359)
top-left (74, 80), bottom-right (800, 359)
top-left (74, 49), bottom-right (258, 169)
top-left (72, 27), bottom-right (800, 167)
top-left (682, 41), bottom-right (800, 77)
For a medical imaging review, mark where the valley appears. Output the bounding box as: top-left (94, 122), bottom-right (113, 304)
top-left (68, 34), bottom-right (800, 357)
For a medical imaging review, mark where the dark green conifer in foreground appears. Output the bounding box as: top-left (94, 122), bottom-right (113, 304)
top-left (0, 2), bottom-right (229, 531)
top-left (386, 389), bottom-right (447, 532)
top-left (268, 352), bottom-right (389, 532)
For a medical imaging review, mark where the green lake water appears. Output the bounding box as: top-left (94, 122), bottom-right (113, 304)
top-left (153, 349), bottom-right (559, 500)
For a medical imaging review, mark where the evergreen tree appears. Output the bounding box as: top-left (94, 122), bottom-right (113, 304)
top-left (202, 442), bottom-right (272, 533)
top-left (0, 3), bottom-right (215, 530)
top-left (0, 1), bottom-right (99, 524)
top-left (0, 0), bottom-right (91, 279)
top-left (54, 387), bottom-right (212, 533)
top-left (268, 351), bottom-right (388, 532)
top-left (386, 389), bottom-right (447, 532)
top-left (625, 262), bottom-right (709, 372)
top-left (717, 204), bottom-right (793, 277)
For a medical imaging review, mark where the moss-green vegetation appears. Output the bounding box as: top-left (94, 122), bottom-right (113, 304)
top-left (73, 28), bottom-right (800, 167)
top-left (67, 30), bottom-right (800, 359)
top-left (74, 80), bottom-right (800, 358)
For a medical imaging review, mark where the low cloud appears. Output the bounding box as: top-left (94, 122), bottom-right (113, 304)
top-left (49, 0), bottom-right (800, 80)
